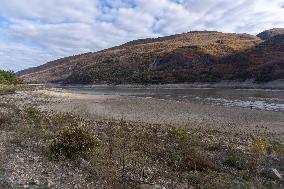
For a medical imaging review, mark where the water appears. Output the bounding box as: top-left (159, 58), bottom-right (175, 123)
top-left (60, 86), bottom-right (284, 112)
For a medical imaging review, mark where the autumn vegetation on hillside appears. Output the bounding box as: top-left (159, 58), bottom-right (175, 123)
top-left (18, 30), bottom-right (284, 84)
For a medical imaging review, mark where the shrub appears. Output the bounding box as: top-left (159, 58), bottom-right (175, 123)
top-left (0, 115), bottom-right (10, 126)
top-left (24, 107), bottom-right (40, 118)
top-left (0, 85), bottom-right (16, 95)
top-left (104, 58), bottom-right (119, 65)
top-left (250, 138), bottom-right (269, 160)
top-left (168, 127), bottom-right (189, 142)
top-left (223, 154), bottom-right (249, 170)
top-left (49, 127), bottom-right (96, 159)
top-left (200, 74), bottom-right (222, 82)
top-left (0, 70), bottom-right (16, 84)
top-left (271, 142), bottom-right (284, 156)
top-left (50, 113), bottom-right (78, 127)
top-left (205, 143), bottom-right (222, 151)
top-left (182, 152), bottom-right (216, 171)
top-left (187, 171), bottom-right (201, 185)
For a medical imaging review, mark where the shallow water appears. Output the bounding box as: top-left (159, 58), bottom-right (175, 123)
top-left (60, 86), bottom-right (284, 112)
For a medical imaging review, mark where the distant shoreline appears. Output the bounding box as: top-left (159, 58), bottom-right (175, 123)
top-left (41, 79), bottom-right (284, 90)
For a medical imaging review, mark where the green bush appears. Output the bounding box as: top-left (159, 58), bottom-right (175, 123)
top-left (49, 127), bottom-right (96, 159)
top-left (168, 127), bottom-right (189, 142)
top-left (0, 70), bottom-right (16, 83)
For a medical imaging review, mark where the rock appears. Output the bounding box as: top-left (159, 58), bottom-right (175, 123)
top-left (140, 184), bottom-right (166, 189)
top-left (260, 168), bottom-right (284, 182)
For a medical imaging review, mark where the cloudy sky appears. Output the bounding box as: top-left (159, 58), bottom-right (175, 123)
top-left (0, 0), bottom-right (284, 71)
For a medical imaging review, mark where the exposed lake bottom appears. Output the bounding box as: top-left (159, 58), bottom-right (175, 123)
top-left (60, 86), bottom-right (284, 112)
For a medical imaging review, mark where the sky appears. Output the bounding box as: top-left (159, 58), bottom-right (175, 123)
top-left (0, 0), bottom-right (284, 72)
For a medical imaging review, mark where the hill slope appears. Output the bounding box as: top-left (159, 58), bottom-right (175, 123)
top-left (18, 30), bottom-right (284, 84)
top-left (256, 28), bottom-right (284, 40)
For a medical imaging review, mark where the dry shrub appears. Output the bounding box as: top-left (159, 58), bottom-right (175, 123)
top-left (205, 143), bottom-right (222, 151)
top-left (271, 142), bottom-right (284, 156)
top-left (0, 116), bottom-right (9, 126)
top-left (223, 154), bottom-right (250, 170)
top-left (24, 107), bottom-right (41, 119)
top-left (49, 127), bottom-right (96, 159)
top-left (50, 113), bottom-right (79, 127)
top-left (182, 152), bottom-right (216, 171)
top-left (0, 85), bottom-right (16, 95)
top-left (0, 116), bottom-right (6, 124)
top-left (250, 138), bottom-right (269, 160)
top-left (164, 127), bottom-right (216, 172)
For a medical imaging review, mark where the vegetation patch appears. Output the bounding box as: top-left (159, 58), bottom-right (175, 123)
top-left (0, 85), bottom-right (16, 95)
top-left (182, 152), bottom-right (216, 171)
top-left (250, 138), bottom-right (269, 160)
top-left (0, 115), bottom-right (10, 126)
top-left (0, 70), bottom-right (21, 85)
top-left (168, 126), bottom-right (190, 141)
top-left (0, 70), bottom-right (16, 82)
top-left (0, 96), bottom-right (283, 188)
top-left (24, 107), bottom-right (41, 119)
top-left (271, 142), bottom-right (284, 156)
top-left (223, 153), bottom-right (250, 170)
top-left (49, 127), bottom-right (97, 159)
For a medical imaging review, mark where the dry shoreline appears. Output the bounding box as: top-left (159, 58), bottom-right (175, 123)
top-left (1, 86), bottom-right (284, 188)
top-left (2, 87), bottom-right (283, 138)
top-left (35, 88), bottom-right (284, 140)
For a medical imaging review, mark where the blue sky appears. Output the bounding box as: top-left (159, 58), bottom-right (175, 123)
top-left (0, 0), bottom-right (284, 72)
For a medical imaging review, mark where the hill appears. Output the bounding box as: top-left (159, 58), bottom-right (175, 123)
top-left (214, 34), bottom-right (284, 82)
top-left (256, 28), bottom-right (284, 40)
top-left (153, 34), bottom-right (284, 82)
top-left (18, 30), bottom-right (284, 84)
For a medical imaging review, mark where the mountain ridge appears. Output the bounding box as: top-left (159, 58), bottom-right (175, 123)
top-left (18, 30), bottom-right (284, 84)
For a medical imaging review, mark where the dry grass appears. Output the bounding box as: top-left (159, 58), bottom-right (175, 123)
top-left (0, 85), bottom-right (16, 95)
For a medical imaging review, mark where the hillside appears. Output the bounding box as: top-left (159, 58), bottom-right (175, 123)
top-left (256, 28), bottom-right (284, 40)
top-left (18, 30), bottom-right (284, 84)
top-left (153, 34), bottom-right (284, 82)
top-left (214, 35), bottom-right (284, 81)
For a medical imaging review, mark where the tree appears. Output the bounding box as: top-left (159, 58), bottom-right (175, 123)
top-left (0, 69), bottom-right (16, 83)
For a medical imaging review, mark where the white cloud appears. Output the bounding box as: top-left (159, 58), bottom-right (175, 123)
top-left (0, 0), bottom-right (283, 71)
top-left (0, 42), bottom-right (56, 71)
top-left (0, 0), bottom-right (99, 23)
